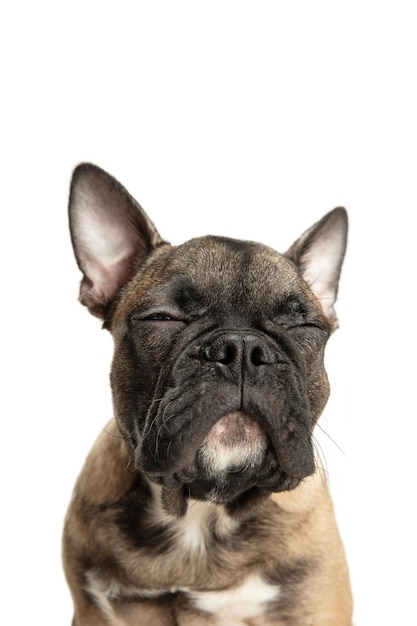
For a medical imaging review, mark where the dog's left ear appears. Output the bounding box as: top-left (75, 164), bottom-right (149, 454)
top-left (69, 163), bottom-right (165, 319)
top-left (286, 207), bottom-right (348, 330)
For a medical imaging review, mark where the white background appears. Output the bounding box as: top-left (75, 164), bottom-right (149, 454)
top-left (1, 2), bottom-right (416, 624)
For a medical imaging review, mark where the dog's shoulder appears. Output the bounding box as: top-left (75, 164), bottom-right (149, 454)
top-left (71, 419), bottom-right (135, 505)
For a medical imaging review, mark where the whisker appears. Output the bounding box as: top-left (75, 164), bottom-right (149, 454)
top-left (124, 449), bottom-right (136, 472)
top-left (166, 439), bottom-right (174, 465)
top-left (312, 435), bottom-right (330, 482)
top-left (102, 426), bottom-right (126, 440)
top-left (315, 422), bottom-right (346, 456)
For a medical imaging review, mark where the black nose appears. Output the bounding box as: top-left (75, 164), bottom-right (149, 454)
top-left (200, 332), bottom-right (276, 378)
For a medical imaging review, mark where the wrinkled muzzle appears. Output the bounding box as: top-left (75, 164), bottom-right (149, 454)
top-left (136, 329), bottom-right (316, 497)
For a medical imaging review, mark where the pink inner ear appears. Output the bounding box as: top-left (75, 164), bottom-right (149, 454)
top-left (76, 188), bottom-right (139, 261)
top-left (82, 252), bottom-right (137, 308)
top-left (69, 164), bottom-right (164, 317)
top-left (299, 226), bottom-right (346, 322)
top-left (302, 239), bottom-right (339, 296)
top-left (72, 194), bottom-right (142, 308)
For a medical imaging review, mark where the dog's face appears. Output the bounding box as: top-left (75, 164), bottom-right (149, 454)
top-left (69, 164), bottom-right (347, 515)
top-left (110, 238), bottom-right (330, 508)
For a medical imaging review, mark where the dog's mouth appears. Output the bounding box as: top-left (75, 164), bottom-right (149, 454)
top-left (138, 409), bottom-right (308, 513)
top-left (181, 411), bottom-right (303, 504)
top-left (174, 411), bottom-right (276, 506)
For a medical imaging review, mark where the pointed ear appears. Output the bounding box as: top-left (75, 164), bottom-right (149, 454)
top-left (68, 163), bottom-right (165, 319)
top-left (285, 207), bottom-right (348, 330)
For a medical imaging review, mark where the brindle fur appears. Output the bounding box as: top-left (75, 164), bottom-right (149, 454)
top-left (63, 164), bottom-right (353, 625)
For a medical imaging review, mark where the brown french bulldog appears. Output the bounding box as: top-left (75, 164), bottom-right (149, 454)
top-left (63, 163), bottom-right (353, 625)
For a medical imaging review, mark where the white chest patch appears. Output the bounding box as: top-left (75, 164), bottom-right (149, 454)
top-left (177, 498), bottom-right (238, 552)
top-left (189, 575), bottom-right (280, 625)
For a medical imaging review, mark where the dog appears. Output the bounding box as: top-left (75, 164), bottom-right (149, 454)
top-left (63, 163), bottom-right (353, 625)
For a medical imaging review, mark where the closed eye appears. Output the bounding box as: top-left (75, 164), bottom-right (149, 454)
top-left (128, 307), bottom-right (187, 324)
top-left (273, 317), bottom-right (329, 333)
top-left (137, 308), bottom-right (207, 324)
top-left (143, 312), bottom-right (184, 322)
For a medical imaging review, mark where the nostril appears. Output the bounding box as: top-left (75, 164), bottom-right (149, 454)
top-left (219, 343), bottom-right (238, 365)
top-left (248, 344), bottom-right (275, 366)
top-left (200, 341), bottom-right (239, 365)
top-left (251, 346), bottom-right (266, 366)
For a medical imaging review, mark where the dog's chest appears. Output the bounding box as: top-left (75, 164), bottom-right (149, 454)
top-left (174, 502), bottom-right (280, 621)
top-left (87, 496), bottom-right (281, 624)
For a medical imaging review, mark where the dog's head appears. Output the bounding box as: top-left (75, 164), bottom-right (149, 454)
top-left (69, 164), bottom-right (347, 516)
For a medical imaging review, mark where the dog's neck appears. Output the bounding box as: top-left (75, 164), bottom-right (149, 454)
top-left (148, 482), bottom-right (240, 553)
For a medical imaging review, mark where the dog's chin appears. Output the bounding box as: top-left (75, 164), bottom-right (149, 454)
top-left (198, 411), bottom-right (270, 474)
top-left (174, 412), bottom-right (302, 507)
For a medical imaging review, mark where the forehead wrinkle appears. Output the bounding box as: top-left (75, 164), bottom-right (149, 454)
top-left (166, 237), bottom-right (250, 298)
top-left (165, 237), bottom-right (307, 312)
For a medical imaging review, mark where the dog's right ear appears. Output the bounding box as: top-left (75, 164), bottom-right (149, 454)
top-left (69, 163), bottom-right (165, 319)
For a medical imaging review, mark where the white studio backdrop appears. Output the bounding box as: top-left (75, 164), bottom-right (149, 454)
top-left (1, 2), bottom-right (416, 624)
